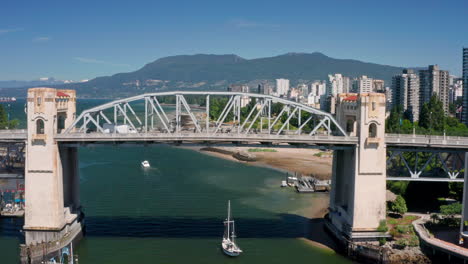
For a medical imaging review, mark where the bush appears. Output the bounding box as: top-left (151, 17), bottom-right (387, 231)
top-left (247, 148), bottom-right (277, 152)
top-left (377, 220), bottom-right (388, 232)
top-left (440, 202), bottom-right (462, 218)
top-left (396, 225), bottom-right (410, 234)
top-left (390, 195), bottom-right (408, 216)
top-left (378, 238), bottom-right (387, 246)
top-left (395, 239), bottom-right (407, 249)
top-left (408, 235), bottom-right (419, 247)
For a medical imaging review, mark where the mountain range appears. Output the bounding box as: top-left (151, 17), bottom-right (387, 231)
top-left (0, 52), bottom-right (408, 98)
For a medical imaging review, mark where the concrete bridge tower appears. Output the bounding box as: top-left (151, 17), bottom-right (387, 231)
top-left (22, 88), bottom-right (82, 262)
top-left (328, 93), bottom-right (387, 241)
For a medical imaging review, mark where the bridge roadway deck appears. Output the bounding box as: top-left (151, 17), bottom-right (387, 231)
top-left (4, 130), bottom-right (468, 150)
top-left (0, 129), bottom-right (26, 142)
top-left (54, 132), bottom-right (359, 147)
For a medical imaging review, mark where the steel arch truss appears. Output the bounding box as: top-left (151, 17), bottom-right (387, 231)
top-left (386, 148), bottom-right (465, 181)
top-left (64, 92), bottom-right (347, 137)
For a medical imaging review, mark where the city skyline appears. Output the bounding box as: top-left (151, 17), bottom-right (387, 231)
top-left (0, 0), bottom-right (467, 81)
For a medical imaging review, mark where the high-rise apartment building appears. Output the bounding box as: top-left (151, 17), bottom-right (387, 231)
top-left (462, 48), bottom-right (468, 124)
top-left (342, 76), bottom-right (351, 93)
top-left (276, 78), bottom-right (290, 97)
top-left (449, 77), bottom-right (463, 104)
top-left (357, 75), bottom-right (373, 93)
top-left (392, 69), bottom-right (420, 122)
top-left (419, 65), bottom-right (450, 114)
top-left (327, 74), bottom-right (345, 96)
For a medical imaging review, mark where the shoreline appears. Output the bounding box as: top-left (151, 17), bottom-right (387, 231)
top-left (183, 146), bottom-right (333, 181)
top-left (180, 145), bottom-right (338, 252)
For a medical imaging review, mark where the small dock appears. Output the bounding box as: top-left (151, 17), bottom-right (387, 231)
top-left (1, 209), bottom-right (24, 217)
top-left (293, 176), bottom-right (331, 193)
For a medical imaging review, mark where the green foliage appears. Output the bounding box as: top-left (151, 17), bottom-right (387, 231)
top-left (448, 182), bottom-right (464, 201)
top-left (386, 95), bottom-right (468, 136)
top-left (378, 238), bottom-right (387, 246)
top-left (387, 181), bottom-right (409, 196)
top-left (419, 95), bottom-right (445, 131)
top-left (408, 235), bottom-right (419, 247)
top-left (396, 225), bottom-right (410, 234)
top-left (395, 238), bottom-right (407, 249)
top-left (247, 148), bottom-right (277, 152)
top-left (386, 105), bottom-right (404, 133)
top-left (0, 104), bottom-right (18, 129)
top-left (377, 220), bottom-right (388, 233)
top-left (387, 218), bottom-right (398, 225)
top-left (440, 202), bottom-right (462, 217)
top-left (390, 195), bottom-right (408, 215)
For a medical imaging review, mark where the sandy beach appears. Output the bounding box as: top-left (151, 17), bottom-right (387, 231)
top-left (195, 146), bottom-right (333, 180)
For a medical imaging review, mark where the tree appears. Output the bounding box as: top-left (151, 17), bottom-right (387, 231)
top-left (386, 105), bottom-right (402, 133)
top-left (0, 104), bottom-right (18, 129)
top-left (440, 202), bottom-right (462, 218)
top-left (419, 95), bottom-right (445, 131)
top-left (390, 195), bottom-right (408, 216)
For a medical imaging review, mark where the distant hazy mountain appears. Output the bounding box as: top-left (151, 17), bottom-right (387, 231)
top-left (0, 77), bottom-right (78, 89)
top-left (1, 53), bottom-right (408, 98)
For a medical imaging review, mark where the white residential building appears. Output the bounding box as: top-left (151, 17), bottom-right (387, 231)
top-left (357, 75), bottom-right (373, 93)
top-left (327, 74), bottom-right (345, 96)
top-left (276, 78), bottom-right (290, 97)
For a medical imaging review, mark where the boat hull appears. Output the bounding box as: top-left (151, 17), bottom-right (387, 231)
top-left (222, 247), bottom-right (241, 257)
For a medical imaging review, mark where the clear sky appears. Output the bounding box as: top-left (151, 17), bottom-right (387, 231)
top-left (1, 0), bottom-right (467, 81)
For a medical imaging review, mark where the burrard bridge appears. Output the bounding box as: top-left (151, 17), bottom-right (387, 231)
top-left (2, 88), bottom-right (468, 262)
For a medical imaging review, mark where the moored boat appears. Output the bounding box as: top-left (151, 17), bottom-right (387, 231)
top-left (222, 200), bottom-right (242, 257)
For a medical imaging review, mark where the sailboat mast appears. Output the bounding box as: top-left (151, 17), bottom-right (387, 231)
top-left (232, 220), bottom-right (235, 243)
top-left (227, 200), bottom-right (230, 239)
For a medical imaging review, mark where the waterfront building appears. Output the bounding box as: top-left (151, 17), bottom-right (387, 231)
top-left (228, 84), bottom-right (249, 93)
top-left (419, 65), bottom-right (450, 114)
top-left (463, 48), bottom-right (468, 124)
top-left (392, 69), bottom-right (420, 122)
top-left (276, 78), bottom-right (290, 97)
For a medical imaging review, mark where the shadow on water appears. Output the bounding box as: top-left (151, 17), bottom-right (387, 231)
top-left (0, 217), bottom-right (24, 238)
top-left (83, 213), bottom-right (338, 249)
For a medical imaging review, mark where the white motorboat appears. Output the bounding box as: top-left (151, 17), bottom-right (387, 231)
top-left (222, 200), bottom-right (242, 257)
top-left (141, 160), bottom-right (150, 168)
top-left (281, 180), bottom-right (287, 187)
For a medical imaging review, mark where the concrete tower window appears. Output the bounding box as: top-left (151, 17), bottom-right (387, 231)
top-left (346, 119), bottom-right (354, 133)
top-left (36, 119), bottom-right (45, 134)
top-left (372, 102), bottom-right (376, 111)
top-left (369, 123), bottom-right (377, 138)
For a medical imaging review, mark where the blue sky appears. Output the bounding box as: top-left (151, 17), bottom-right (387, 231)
top-left (1, 0), bottom-right (467, 81)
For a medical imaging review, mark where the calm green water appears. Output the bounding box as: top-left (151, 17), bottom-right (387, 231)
top-left (0, 99), bottom-right (350, 263)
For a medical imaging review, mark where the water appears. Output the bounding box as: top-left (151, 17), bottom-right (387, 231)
top-left (0, 99), bottom-right (350, 263)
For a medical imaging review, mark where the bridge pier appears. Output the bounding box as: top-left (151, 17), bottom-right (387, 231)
top-left (21, 88), bottom-right (83, 263)
top-left (327, 93), bottom-right (387, 241)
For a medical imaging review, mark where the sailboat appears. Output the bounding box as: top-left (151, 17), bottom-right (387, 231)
top-left (222, 200), bottom-right (243, 257)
